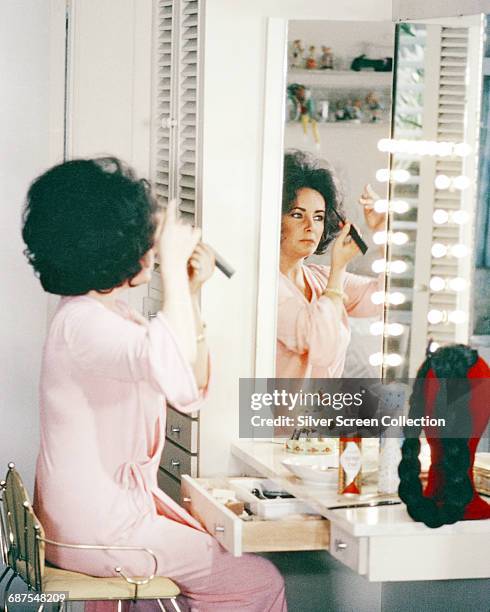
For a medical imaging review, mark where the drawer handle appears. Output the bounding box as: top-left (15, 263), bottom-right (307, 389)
top-left (170, 459), bottom-right (181, 468)
top-left (335, 539), bottom-right (347, 552)
top-left (170, 426), bottom-right (181, 434)
top-left (214, 525), bottom-right (225, 534)
top-left (182, 497), bottom-right (191, 504)
top-left (148, 313), bottom-right (157, 319)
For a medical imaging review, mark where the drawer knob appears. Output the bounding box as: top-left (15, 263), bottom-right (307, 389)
top-left (170, 459), bottom-right (181, 467)
top-left (170, 426), bottom-right (181, 434)
top-left (335, 539), bottom-right (347, 552)
top-left (214, 525), bottom-right (225, 534)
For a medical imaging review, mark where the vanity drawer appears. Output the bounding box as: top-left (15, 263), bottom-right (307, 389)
top-left (166, 406), bottom-right (199, 453)
top-left (329, 523), bottom-right (368, 575)
top-left (157, 467), bottom-right (182, 504)
top-left (160, 439), bottom-right (198, 480)
top-left (181, 476), bottom-right (330, 557)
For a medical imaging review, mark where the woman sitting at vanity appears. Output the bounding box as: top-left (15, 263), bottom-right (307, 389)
top-left (277, 149), bottom-right (386, 378)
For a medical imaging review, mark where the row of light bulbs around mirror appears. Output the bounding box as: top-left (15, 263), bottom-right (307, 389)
top-left (367, 137), bottom-right (471, 367)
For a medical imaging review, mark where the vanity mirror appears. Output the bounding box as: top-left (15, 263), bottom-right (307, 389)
top-left (274, 14), bottom-right (489, 383)
top-left (276, 20), bottom-right (394, 380)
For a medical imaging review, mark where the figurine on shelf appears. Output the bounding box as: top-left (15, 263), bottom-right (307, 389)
top-left (291, 39), bottom-right (304, 69)
top-left (320, 46), bottom-right (334, 70)
top-left (365, 91), bottom-right (383, 123)
top-left (287, 83), bottom-right (320, 144)
top-left (353, 98), bottom-right (364, 121)
top-left (334, 100), bottom-right (347, 122)
top-left (305, 45), bottom-right (317, 70)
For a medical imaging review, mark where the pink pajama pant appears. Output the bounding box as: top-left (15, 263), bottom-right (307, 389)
top-left (84, 534), bottom-right (287, 612)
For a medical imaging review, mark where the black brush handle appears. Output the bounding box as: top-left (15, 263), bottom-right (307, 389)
top-left (331, 208), bottom-right (368, 255)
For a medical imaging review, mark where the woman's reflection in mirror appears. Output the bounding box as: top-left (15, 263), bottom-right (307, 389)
top-left (276, 150), bottom-right (386, 379)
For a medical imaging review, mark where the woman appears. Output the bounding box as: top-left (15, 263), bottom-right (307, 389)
top-left (277, 150), bottom-right (386, 378)
top-left (23, 158), bottom-right (286, 611)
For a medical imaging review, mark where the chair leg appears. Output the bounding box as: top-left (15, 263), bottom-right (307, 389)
top-left (117, 600), bottom-right (122, 612)
top-left (168, 598), bottom-right (183, 612)
top-left (156, 599), bottom-right (166, 611)
top-left (3, 572), bottom-right (16, 612)
top-left (37, 605), bottom-right (44, 612)
top-left (59, 602), bottom-right (66, 612)
top-left (0, 566), bottom-right (11, 584)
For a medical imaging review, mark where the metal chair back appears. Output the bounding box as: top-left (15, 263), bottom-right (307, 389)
top-left (1, 464), bottom-right (44, 592)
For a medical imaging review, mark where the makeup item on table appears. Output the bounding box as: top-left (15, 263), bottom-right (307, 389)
top-left (331, 207), bottom-right (368, 254)
top-left (338, 437), bottom-right (363, 495)
top-left (328, 500), bottom-right (401, 510)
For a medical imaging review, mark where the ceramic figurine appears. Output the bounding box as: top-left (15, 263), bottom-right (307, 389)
top-left (287, 83), bottom-right (320, 144)
top-left (291, 39), bottom-right (304, 69)
top-left (305, 46), bottom-right (317, 70)
top-left (365, 91), bottom-right (382, 123)
top-left (320, 46), bottom-right (334, 70)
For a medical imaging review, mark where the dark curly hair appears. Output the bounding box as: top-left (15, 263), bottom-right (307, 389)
top-left (282, 150), bottom-right (345, 254)
top-left (22, 157), bottom-right (158, 295)
top-left (398, 344), bottom-right (478, 528)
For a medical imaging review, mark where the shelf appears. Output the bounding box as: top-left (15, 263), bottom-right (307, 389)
top-left (288, 69), bottom-right (393, 89)
top-left (285, 121), bottom-right (390, 129)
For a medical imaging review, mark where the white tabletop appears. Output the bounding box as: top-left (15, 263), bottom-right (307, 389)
top-left (231, 440), bottom-right (490, 537)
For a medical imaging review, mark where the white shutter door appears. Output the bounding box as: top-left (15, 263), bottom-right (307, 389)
top-left (177, 0), bottom-right (200, 221)
top-left (153, 0), bottom-right (176, 204)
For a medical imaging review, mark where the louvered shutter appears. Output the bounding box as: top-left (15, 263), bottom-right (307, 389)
top-left (154, 0), bottom-right (176, 204)
top-left (426, 27), bottom-right (469, 346)
top-left (176, 0), bottom-right (200, 221)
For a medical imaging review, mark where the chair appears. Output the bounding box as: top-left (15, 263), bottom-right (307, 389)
top-left (0, 463), bottom-right (183, 611)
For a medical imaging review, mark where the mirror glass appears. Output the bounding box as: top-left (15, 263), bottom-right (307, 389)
top-left (383, 15), bottom-right (487, 380)
top-left (276, 20), bottom-right (394, 379)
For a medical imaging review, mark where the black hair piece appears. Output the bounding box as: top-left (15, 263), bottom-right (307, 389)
top-left (398, 344), bottom-right (478, 528)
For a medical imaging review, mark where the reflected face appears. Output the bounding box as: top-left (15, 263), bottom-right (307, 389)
top-left (281, 188), bottom-right (326, 259)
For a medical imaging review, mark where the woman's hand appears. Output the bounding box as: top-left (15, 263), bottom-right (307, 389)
top-left (359, 184), bottom-right (386, 233)
top-left (331, 222), bottom-right (361, 271)
top-left (188, 243), bottom-right (216, 294)
top-left (158, 200), bottom-right (201, 275)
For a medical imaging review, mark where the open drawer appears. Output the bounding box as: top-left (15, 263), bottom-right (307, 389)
top-left (181, 475), bottom-right (330, 557)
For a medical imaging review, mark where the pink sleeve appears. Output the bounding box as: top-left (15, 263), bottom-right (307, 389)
top-left (63, 305), bottom-right (203, 413)
top-left (277, 295), bottom-right (344, 365)
top-left (344, 272), bottom-right (384, 318)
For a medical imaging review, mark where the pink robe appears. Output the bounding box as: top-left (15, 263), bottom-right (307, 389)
top-left (34, 296), bottom-right (286, 611)
top-left (276, 264), bottom-right (383, 378)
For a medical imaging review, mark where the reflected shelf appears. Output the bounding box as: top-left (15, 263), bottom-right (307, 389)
top-left (287, 68), bottom-right (393, 88)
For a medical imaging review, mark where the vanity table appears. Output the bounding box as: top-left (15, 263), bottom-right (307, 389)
top-left (228, 440), bottom-right (490, 582)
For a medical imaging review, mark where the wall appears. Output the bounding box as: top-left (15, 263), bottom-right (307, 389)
top-left (393, 0), bottom-right (490, 20)
top-left (0, 1), bottom-right (64, 495)
top-left (199, 0), bottom-right (392, 476)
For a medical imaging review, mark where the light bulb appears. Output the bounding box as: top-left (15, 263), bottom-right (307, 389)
top-left (369, 352), bottom-right (384, 366)
top-left (391, 232), bottom-right (409, 245)
top-left (392, 200), bottom-right (410, 214)
top-left (433, 209), bottom-right (449, 224)
top-left (435, 174), bottom-right (451, 190)
top-left (448, 310), bottom-right (466, 324)
top-left (371, 259), bottom-right (386, 273)
top-left (448, 277), bottom-right (466, 292)
top-left (376, 169), bottom-right (390, 182)
top-left (453, 175), bottom-right (470, 191)
top-left (374, 199), bottom-right (389, 213)
top-left (454, 143), bottom-right (471, 157)
top-left (427, 309), bottom-right (444, 324)
top-left (386, 353), bottom-right (403, 367)
top-left (377, 138), bottom-right (391, 152)
top-left (389, 292), bottom-right (406, 305)
top-left (451, 210), bottom-right (469, 225)
top-left (392, 169), bottom-right (410, 183)
top-left (429, 341), bottom-right (440, 352)
top-left (387, 323), bottom-right (404, 336)
top-left (430, 276), bottom-right (446, 292)
top-left (437, 142), bottom-right (453, 157)
top-left (390, 260), bottom-right (408, 274)
top-left (373, 231), bottom-right (388, 245)
top-left (450, 244), bottom-right (468, 258)
top-left (370, 321), bottom-right (384, 336)
top-left (431, 243), bottom-right (447, 258)
top-left (371, 291), bottom-right (385, 305)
